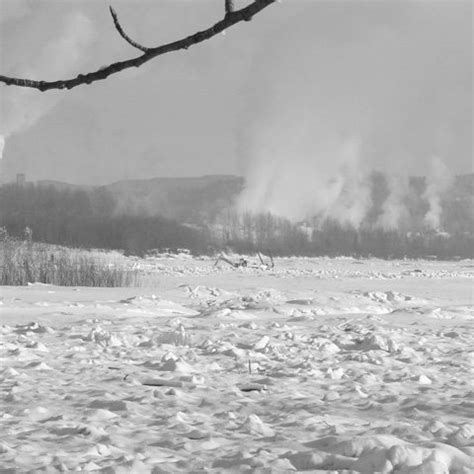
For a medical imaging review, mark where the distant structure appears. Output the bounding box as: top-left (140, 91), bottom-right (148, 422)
top-left (16, 173), bottom-right (25, 186)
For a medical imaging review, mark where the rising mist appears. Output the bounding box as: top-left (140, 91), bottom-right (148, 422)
top-left (237, 1), bottom-right (472, 229)
top-left (0, 11), bottom-right (95, 167)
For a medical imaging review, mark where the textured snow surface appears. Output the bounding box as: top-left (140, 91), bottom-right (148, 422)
top-left (0, 257), bottom-right (473, 472)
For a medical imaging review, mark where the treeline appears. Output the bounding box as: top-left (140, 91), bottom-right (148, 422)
top-left (1, 183), bottom-right (472, 258)
top-left (216, 212), bottom-right (473, 259)
top-left (0, 184), bottom-right (210, 255)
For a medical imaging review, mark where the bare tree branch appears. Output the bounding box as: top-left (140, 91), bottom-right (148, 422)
top-left (257, 250), bottom-right (274, 269)
top-left (109, 6), bottom-right (149, 53)
top-left (0, 0), bottom-right (276, 92)
top-left (268, 251), bottom-right (274, 269)
top-left (225, 0), bottom-right (235, 16)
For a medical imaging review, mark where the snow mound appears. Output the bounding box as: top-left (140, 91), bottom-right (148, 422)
top-left (362, 291), bottom-right (422, 304)
top-left (120, 295), bottom-right (198, 315)
top-left (284, 435), bottom-right (474, 472)
top-left (352, 333), bottom-right (401, 352)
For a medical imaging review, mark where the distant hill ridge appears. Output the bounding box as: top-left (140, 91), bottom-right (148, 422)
top-left (33, 173), bottom-right (473, 231)
top-left (36, 175), bottom-right (245, 222)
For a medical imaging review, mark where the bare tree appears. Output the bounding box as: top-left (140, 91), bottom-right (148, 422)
top-left (0, 0), bottom-right (276, 92)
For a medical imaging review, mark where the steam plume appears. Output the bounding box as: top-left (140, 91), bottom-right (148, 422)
top-left (376, 175), bottom-right (410, 230)
top-left (0, 11), bottom-right (95, 167)
top-left (423, 157), bottom-right (452, 230)
top-left (0, 136), bottom-right (5, 161)
top-left (237, 1), bottom-right (470, 228)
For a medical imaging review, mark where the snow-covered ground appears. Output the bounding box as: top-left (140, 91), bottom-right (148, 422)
top-left (1, 257), bottom-right (473, 472)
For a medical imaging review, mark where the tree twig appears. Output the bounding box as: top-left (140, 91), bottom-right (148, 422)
top-left (0, 0), bottom-right (276, 92)
top-left (109, 6), bottom-right (149, 53)
top-left (214, 255), bottom-right (238, 268)
top-left (225, 0), bottom-right (235, 16)
top-left (257, 250), bottom-right (274, 269)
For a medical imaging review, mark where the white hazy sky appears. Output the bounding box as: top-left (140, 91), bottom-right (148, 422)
top-left (0, 0), bottom-right (472, 185)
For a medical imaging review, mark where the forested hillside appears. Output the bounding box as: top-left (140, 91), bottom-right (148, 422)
top-left (1, 173), bottom-right (472, 258)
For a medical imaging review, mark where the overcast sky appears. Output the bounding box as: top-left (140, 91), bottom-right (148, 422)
top-left (0, 0), bottom-right (472, 185)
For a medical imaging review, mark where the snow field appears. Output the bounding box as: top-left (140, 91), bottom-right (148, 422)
top-left (0, 257), bottom-right (473, 472)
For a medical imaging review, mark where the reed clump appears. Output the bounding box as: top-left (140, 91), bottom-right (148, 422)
top-left (0, 227), bottom-right (138, 287)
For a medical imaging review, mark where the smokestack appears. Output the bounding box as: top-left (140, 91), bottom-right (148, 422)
top-left (16, 173), bottom-right (25, 187)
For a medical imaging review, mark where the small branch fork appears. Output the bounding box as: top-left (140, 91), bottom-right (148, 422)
top-left (0, 0), bottom-right (276, 92)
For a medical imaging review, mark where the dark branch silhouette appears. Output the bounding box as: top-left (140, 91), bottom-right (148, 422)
top-left (0, 0), bottom-right (276, 92)
top-left (109, 6), bottom-right (150, 53)
top-left (225, 0), bottom-right (235, 15)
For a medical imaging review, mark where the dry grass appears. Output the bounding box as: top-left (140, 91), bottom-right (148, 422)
top-left (0, 237), bottom-right (139, 287)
